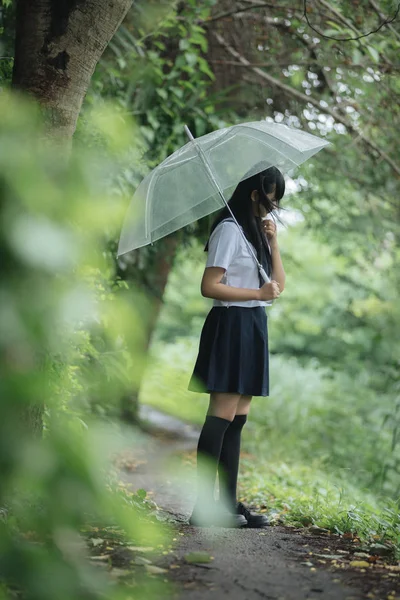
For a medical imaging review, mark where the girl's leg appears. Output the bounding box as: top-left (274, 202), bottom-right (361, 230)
top-left (207, 391), bottom-right (242, 420)
top-left (218, 395), bottom-right (253, 511)
top-left (191, 392), bottom-right (241, 514)
top-left (235, 395), bottom-right (253, 416)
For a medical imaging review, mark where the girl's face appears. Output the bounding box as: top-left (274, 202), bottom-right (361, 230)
top-left (252, 184), bottom-right (277, 217)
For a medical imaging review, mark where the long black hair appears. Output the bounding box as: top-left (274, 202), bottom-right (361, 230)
top-left (204, 164), bottom-right (285, 281)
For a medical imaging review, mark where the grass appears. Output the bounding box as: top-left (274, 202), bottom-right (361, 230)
top-left (238, 452), bottom-right (400, 557)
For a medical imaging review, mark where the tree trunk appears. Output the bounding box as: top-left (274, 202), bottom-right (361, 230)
top-left (12, 0), bottom-right (133, 140)
top-left (119, 234), bottom-right (180, 424)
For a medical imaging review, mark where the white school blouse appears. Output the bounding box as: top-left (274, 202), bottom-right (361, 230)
top-left (205, 220), bottom-right (268, 308)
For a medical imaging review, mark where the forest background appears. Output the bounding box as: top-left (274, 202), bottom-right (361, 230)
top-left (0, 1), bottom-right (399, 599)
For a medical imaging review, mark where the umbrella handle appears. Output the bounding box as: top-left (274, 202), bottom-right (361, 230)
top-left (259, 266), bottom-right (270, 284)
top-left (259, 266), bottom-right (275, 305)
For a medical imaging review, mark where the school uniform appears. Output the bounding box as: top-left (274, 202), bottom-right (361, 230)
top-left (188, 218), bottom-right (270, 397)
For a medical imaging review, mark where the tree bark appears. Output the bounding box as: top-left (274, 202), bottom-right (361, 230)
top-left (12, 0), bottom-right (133, 140)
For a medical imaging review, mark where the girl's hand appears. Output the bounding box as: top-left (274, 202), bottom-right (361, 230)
top-left (258, 280), bottom-right (280, 301)
top-left (262, 218), bottom-right (277, 241)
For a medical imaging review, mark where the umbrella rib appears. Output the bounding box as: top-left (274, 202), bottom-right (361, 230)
top-left (208, 132), bottom-right (304, 168)
top-left (238, 123), bottom-right (331, 151)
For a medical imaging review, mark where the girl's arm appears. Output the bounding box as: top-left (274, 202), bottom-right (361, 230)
top-left (263, 219), bottom-right (285, 292)
top-left (201, 267), bottom-right (278, 302)
top-left (270, 238), bottom-right (286, 292)
top-left (201, 267), bottom-right (259, 301)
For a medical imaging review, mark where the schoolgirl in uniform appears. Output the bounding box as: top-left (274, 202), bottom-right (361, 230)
top-left (187, 165), bottom-right (286, 528)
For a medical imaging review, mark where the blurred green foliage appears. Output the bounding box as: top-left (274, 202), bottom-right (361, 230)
top-left (0, 92), bottom-right (170, 599)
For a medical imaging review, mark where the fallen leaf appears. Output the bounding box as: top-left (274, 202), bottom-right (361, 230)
top-left (90, 538), bottom-right (104, 547)
top-left (184, 551), bottom-right (213, 564)
top-left (145, 565), bottom-right (168, 575)
top-left (367, 555), bottom-right (380, 563)
top-left (350, 560), bottom-right (370, 568)
top-left (308, 525), bottom-right (329, 535)
top-left (133, 556), bottom-right (152, 566)
top-left (110, 568), bottom-right (130, 578)
top-left (126, 546), bottom-right (154, 552)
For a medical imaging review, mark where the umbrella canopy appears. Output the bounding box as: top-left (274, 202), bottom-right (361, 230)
top-left (117, 120), bottom-right (330, 257)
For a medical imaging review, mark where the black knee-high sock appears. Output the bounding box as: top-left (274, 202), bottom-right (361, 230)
top-left (193, 415), bottom-right (232, 506)
top-left (217, 414), bottom-right (248, 511)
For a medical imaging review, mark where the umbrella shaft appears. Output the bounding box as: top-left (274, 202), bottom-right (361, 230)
top-left (184, 125), bottom-right (270, 286)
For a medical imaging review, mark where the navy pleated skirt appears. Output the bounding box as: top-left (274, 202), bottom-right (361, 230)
top-left (188, 306), bottom-right (269, 397)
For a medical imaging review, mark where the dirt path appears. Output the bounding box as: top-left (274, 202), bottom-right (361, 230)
top-left (116, 405), bottom-right (399, 600)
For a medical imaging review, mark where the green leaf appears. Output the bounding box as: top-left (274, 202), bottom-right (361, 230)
top-left (366, 45), bottom-right (380, 63)
top-left (192, 24), bottom-right (206, 34)
top-left (156, 88), bottom-right (168, 100)
top-left (185, 52), bottom-right (198, 67)
top-left (291, 69), bottom-right (304, 88)
top-left (325, 20), bottom-right (342, 30)
top-left (147, 113), bottom-right (160, 129)
top-left (154, 41), bottom-right (166, 51)
top-left (179, 39), bottom-right (190, 51)
top-left (198, 58), bottom-right (215, 80)
top-left (194, 117), bottom-right (207, 137)
top-left (190, 32), bottom-right (208, 53)
top-left (323, 28), bottom-right (343, 36)
top-left (170, 86), bottom-right (184, 99)
top-left (352, 48), bottom-right (363, 65)
top-left (184, 552), bottom-right (213, 564)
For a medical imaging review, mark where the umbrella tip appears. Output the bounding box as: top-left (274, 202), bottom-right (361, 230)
top-left (184, 124), bottom-right (195, 141)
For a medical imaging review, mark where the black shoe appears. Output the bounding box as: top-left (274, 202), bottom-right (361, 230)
top-left (236, 501), bottom-right (270, 528)
top-left (188, 502), bottom-right (247, 528)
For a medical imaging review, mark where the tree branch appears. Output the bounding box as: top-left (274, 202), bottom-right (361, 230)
top-left (208, 58), bottom-right (399, 72)
top-left (211, 30), bottom-right (400, 177)
top-left (304, 0), bottom-right (400, 43)
top-left (205, 2), bottom-right (287, 24)
top-left (316, 0), bottom-right (395, 66)
top-left (368, 0), bottom-right (400, 41)
top-left (236, 0), bottom-right (397, 67)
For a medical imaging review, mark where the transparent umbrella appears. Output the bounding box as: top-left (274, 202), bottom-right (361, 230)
top-left (117, 120), bottom-right (330, 283)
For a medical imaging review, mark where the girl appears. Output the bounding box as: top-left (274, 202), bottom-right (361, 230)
top-left (187, 165), bottom-right (286, 528)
